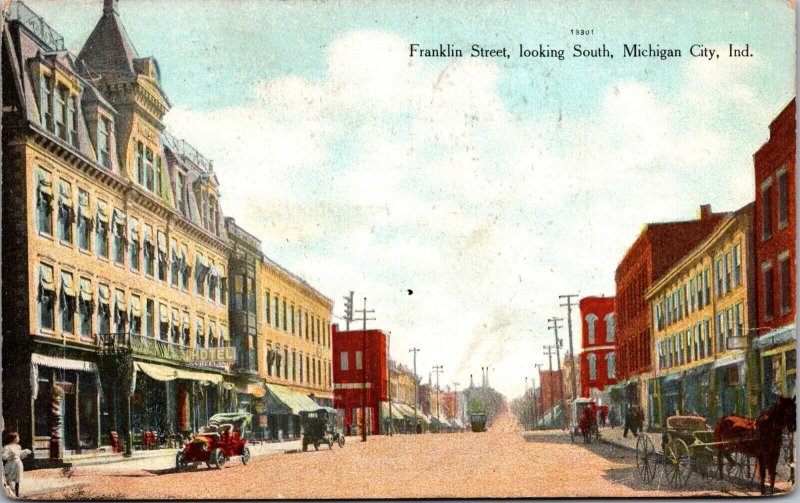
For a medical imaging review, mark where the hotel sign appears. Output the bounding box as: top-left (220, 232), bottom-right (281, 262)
top-left (189, 347), bottom-right (236, 369)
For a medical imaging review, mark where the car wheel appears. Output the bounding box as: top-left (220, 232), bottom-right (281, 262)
top-left (175, 451), bottom-right (187, 472)
top-left (211, 448), bottom-right (225, 469)
top-left (329, 439), bottom-right (334, 449)
top-left (338, 436), bottom-right (345, 448)
top-left (241, 447), bottom-right (250, 465)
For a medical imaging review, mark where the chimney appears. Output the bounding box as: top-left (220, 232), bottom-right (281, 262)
top-left (470, 374), bottom-right (474, 388)
top-left (699, 204), bottom-right (712, 220)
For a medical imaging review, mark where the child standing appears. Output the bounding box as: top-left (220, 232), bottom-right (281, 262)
top-left (3, 432), bottom-right (31, 498)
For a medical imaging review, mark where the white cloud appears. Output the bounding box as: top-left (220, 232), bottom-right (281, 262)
top-left (164, 29), bottom-right (784, 399)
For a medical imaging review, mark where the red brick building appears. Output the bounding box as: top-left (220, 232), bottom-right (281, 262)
top-left (331, 325), bottom-right (388, 435)
top-left (538, 369), bottom-right (563, 414)
top-left (579, 296), bottom-right (617, 398)
top-left (615, 207), bottom-right (725, 391)
top-left (753, 98), bottom-right (796, 407)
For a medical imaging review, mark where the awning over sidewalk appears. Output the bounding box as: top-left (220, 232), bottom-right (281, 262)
top-left (236, 382), bottom-right (266, 398)
top-left (380, 402), bottom-right (406, 420)
top-left (133, 361), bottom-right (223, 384)
top-left (712, 354), bottom-right (745, 370)
top-left (30, 353), bottom-right (100, 397)
top-left (264, 383), bottom-right (319, 415)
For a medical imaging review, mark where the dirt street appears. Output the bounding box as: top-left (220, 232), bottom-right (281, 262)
top-left (29, 414), bottom-right (773, 499)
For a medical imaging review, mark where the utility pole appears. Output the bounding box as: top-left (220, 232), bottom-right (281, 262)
top-left (433, 365), bottom-right (443, 428)
top-left (409, 347), bottom-right (420, 433)
top-left (534, 363), bottom-right (544, 428)
top-left (342, 291), bottom-right (354, 331)
top-left (543, 345), bottom-right (555, 425)
top-left (453, 381), bottom-right (460, 427)
top-left (352, 297), bottom-right (375, 442)
top-left (559, 294), bottom-right (579, 402)
top-left (548, 317), bottom-right (567, 429)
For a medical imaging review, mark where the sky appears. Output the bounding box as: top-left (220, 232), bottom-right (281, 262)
top-left (26, 0), bottom-right (795, 399)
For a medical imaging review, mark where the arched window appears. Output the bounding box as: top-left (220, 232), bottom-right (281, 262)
top-left (605, 313), bottom-right (615, 342)
top-left (588, 353), bottom-right (597, 380)
top-left (586, 314), bottom-right (598, 344)
top-left (606, 352), bottom-right (616, 378)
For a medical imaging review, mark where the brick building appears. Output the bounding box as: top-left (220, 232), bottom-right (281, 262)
top-left (2, 0), bottom-right (233, 460)
top-left (331, 325), bottom-right (388, 435)
top-left (538, 369), bottom-right (563, 415)
top-left (646, 204), bottom-right (757, 428)
top-left (614, 205), bottom-right (725, 414)
top-left (579, 296), bottom-right (616, 399)
top-left (753, 98), bottom-right (796, 407)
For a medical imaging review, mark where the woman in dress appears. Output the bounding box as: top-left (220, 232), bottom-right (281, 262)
top-left (3, 432), bottom-right (31, 497)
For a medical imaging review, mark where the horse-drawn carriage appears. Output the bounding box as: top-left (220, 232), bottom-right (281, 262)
top-left (569, 398), bottom-right (601, 443)
top-left (634, 396), bottom-right (796, 494)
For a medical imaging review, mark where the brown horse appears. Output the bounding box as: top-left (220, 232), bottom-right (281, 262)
top-left (714, 395), bottom-right (796, 494)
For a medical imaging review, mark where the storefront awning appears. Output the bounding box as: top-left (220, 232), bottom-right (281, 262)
top-left (712, 354), bottom-right (745, 370)
top-left (30, 353), bottom-right (99, 398)
top-left (133, 361), bottom-right (223, 384)
top-left (380, 402), bottom-right (406, 420)
top-left (236, 383), bottom-right (265, 398)
top-left (753, 324), bottom-right (796, 350)
top-left (264, 383), bottom-right (319, 415)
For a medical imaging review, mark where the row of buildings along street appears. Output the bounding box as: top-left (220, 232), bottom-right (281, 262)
top-left (1, 0), bottom-right (487, 470)
top-left (518, 98), bottom-right (795, 433)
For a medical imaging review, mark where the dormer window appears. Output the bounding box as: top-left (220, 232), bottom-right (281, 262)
top-left (175, 172), bottom-right (186, 214)
top-left (97, 116), bottom-right (110, 168)
top-left (67, 96), bottom-right (78, 146)
top-left (39, 73), bottom-right (52, 130)
top-left (53, 86), bottom-right (66, 140)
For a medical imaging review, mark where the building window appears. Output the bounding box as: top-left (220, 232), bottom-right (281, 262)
top-left (694, 273), bottom-right (702, 310)
top-left (195, 319), bottom-right (205, 348)
top-left (97, 116), bottom-right (111, 168)
top-left (585, 314), bottom-right (598, 344)
top-left (208, 321), bottom-right (216, 347)
top-left (76, 190), bottom-right (91, 251)
top-left (182, 314), bottom-right (191, 346)
top-left (283, 349), bottom-right (289, 379)
top-left (144, 299), bottom-right (154, 338)
top-left (299, 355), bottom-right (304, 383)
top-left (159, 305), bottom-right (170, 340)
top-left (195, 254), bottom-right (209, 296)
top-left (762, 182), bottom-right (773, 240)
top-left (311, 357), bottom-right (316, 384)
top-left (604, 313), bottom-right (614, 342)
top-left (56, 181), bottom-right (74, 243)
top-left (275, 350), bottom-right (282, 378)
top-left (35, 170), bottom-right (54, 235)
top-left (233, 276), bottom-right (244, 311)
top-left (732, 244), bottom-right (742, 287)
top-left (606, 353), bottom-right (615, 379)
top-left (702, 267), bottom-right (710, 306)
top-left (778, 170), bottom-right (790, 228)
top-left (39, 73), bottom-right (52, 129)
top-left (588, 353), bottom-right (597, 380)
top-left (171, 244), bottom-right (180, 287)
top-left (58, 271), bottom-right (76, 334)
top-left (129, 296), bottom-right (142, 336)
top-left (725, 307), bottom-right (733, 342)
top-left (715, 258), bottom-right (724, 297)
top-left (291, 351), bottom-right (297, 381)
top-left (246, 277), bottom-right (255, 314)
top-left (142, 226), bottom-right (154, 276)
top-left (355, 351), bottom-right (363, 370)
top-left (175, 171), bottom-right (186, 214)
top-left (733, 303), bottom-right (743, 338)
top-left (156, 232), bottom-right (167, 281)
top-left (282, 300), bottom-right (288, 331)
top-left (97, 285), bottom-right (110, 335)
top-left (128, 218), bottom-right (140, 271)
top-left (289, 305), bottom-right (295, 334)
top-left (273, 295), bottom-right (280, 328)
top-left (724, 251), bottom-right (732, 293)
top-left (111, 210), bottom-right (125, 264)
top-left (703, 319), bottom-right (711, 356)
top-left (113, 290), bottom-right (127, 333)
top-left (715, 313), bottom-right (724, 353)
top-left (95, 202), bottom-right (109, 258)
top-left (78, 278), bottom-right (92, 338)
top-left (340, 351), bottom-right (349, 371)
top-left (779, 256), bottom-right (791, 315)
top-left (54, 85), bottom-right (66, 139)
top-left (763, 265), bottom-right (774, 320)
top-left (68, 96), bottom-right (78, 145)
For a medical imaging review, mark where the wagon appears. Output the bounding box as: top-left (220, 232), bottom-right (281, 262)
top-left (635, 415), bottom-right (755, 488)
top-left (300, 407), bottom-right (345, 451)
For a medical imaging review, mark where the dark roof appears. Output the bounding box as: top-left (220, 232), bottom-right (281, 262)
top-left (76, 8), bottom-right (138, 77)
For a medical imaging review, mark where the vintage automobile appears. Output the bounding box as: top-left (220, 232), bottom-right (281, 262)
top-left (175, 412), bottom-right (252, 471)
top-left (300, 407), bottom-right (345, 451)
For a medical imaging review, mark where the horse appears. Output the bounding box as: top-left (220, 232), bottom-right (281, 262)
top-left (714, 395), bottom-right (796, 495)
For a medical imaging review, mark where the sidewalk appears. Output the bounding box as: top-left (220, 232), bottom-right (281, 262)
top-left (600, 426), bottom-right (665, 454)
top-left (20, 438), bottom-right (303, 498)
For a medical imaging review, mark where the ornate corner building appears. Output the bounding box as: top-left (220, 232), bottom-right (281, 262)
top-left (2, 0), bottom-right (333, 463)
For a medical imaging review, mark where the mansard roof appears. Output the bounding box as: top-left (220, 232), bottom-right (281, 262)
top-left (76, 1), bottom-right (139, 77)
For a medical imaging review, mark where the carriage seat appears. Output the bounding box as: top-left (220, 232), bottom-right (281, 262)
top-left (219, 424), bottom-right (234, 441)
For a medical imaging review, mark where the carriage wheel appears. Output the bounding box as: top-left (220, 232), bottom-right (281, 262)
top-left (727, 451), bottom-right (755, 486)
top-left (175, 451), bottom-right (188, 472)
top-left (635, 435), bottom-right (657, 484)
top-left (338, 435), bottom-right (345, 448)
top-left (210, 448), bottom-right (226, 469)
top-left (664, 438), bottom-right (691, 488)
top-left (241, 446), bottom-right (250, 465)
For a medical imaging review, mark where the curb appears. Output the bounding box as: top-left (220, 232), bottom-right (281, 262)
top-left (20, 481), bottom-right (89, 499)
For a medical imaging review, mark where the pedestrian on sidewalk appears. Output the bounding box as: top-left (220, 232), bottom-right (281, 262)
top-left (3, 432), bottom-right (31, 498)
